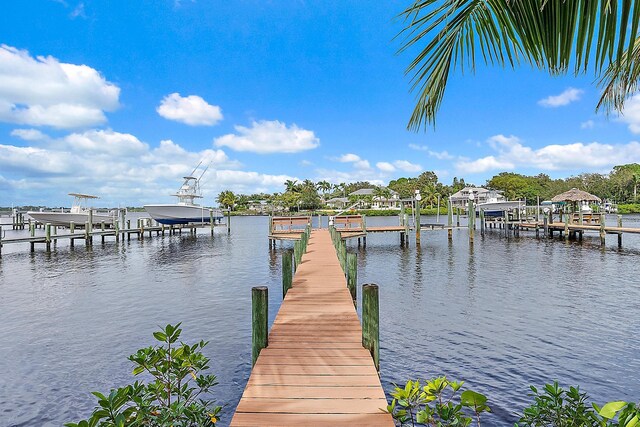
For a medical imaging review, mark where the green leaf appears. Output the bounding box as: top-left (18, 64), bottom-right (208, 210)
top-left (599, 401), bottom-right (628, 419)
top-left (626, 415), bottom-right (639, 427)
top-left (461, 390), bottom-right (488, 407)
top-left (153, 331), bottom-right (167, 342)
top-left (132, 365), bottom-right (145, 376)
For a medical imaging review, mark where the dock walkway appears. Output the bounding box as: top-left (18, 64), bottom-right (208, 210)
top-left (231, 229), bottom-right (393, 426)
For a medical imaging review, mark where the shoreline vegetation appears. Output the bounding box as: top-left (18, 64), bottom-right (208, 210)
top-left (68, 325), bottom-right (639, 427)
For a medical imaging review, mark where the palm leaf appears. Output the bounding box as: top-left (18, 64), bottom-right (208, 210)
top-left (399, 0), bottom-right (640, 130)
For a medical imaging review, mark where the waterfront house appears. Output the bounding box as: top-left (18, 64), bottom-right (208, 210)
top-left (450, 187), bottom-right (505, 209)
top-left (325, 197), bottom-right (348, 209)
top-left (348, 188), bottom-right (401, 210)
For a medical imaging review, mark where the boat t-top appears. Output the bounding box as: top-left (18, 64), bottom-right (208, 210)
top-left (27, 193), bottom-right (115, 227)
top-left (143, 162), bottom-right (224, 225)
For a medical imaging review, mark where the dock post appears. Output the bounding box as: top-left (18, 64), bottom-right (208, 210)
top-left (362, 283), bottom-right (380, 372)
top-left (447, 199), bottom-right (453, 240)
top-left (282, 250), bottom-right (293, 297)
top-left (251, 286), bottom-right (268, 367)
top-left (579, 208), bottom-right (583, 225)
top-left (479, 209), bottom-right (485, 237)
top-left (340, 241), bottom-right (347, 275)
top-left (84, 221), bottom-right (90, 245)
top-left (347, 253), bottom-right (357, 304)
top-left (564, 213), bottom-right (569, 241)
top-left (293, 240), bottom-right (301, 271)
top-left (543, 212), bottom-right (549, 238)
top-left (45, 223), bottom-right (51, 252)
top-left (30, 221), bottom-right (35, 237)
top-left (120, 209), bottom-right (126, 231)
top-left (0, 226), bottom-right (3, 257)
top-left (468, 199), bottom-right (474, 243)
top-left (415, 199), bottom-right (421, 245)
top-left (140, 220), bottom-right (144, 240)
top-left (114, 218), bottom-right (120, 242)
top-left (617, 215), bottom-right (623, 247)
top-left (210, 209), bottom-right (215, 236)
top-left (88, 210), bottom-right (93, 234)
top-left (600, 213), bottom-right (606, 246)
top-left (227, 209), bottom-right (231, 234)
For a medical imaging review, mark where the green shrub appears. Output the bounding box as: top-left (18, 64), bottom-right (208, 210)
top-left (516, 382), bottom-right (638, 427)
top-left (66, 323), bottom-right (222, 427)
top-left (387, 377), bottom-right (490, 426)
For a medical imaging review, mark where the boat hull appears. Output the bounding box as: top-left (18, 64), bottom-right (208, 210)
top-left (143, 204), bottom-right (224, 225)
top-left (27, 212), bottom-right (114, 227)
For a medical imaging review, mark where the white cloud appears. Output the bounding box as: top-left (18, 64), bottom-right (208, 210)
top-left (62, 129), bottom-right (148, 156)
top-left (455, 133), bottom-right (640, 173)
top-left (376, 161), bottom-right (395, 172)
top-left (214, 120), bottom-right (319, 154)
top-left (538, 87), bottom-right (584, 107)
top-left (618, 94), bottom-right (640, 134)
top-left (335, 153), bottom-right (362, 163)
top-left (408, 143), bottom-right (428, 151)
top-left (157, 93), bottom-right (223, 126)
top-left (581, 120), bottom-right (595, 129)
top-left (0, 129), bottom-right (260, 205)
top-left (331, 153), bottom-right (371, 170)
top-left (10, 128), bottom-right (47, 141)
top-left (393, 160), bottom-right (422, 173)
top-left (408, 143), bottom-right (454, 160)
top-left (0, 45), bottom-right (120, 128)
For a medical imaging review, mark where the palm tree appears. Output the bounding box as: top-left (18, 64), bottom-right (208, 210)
top-left (399, 1), bottom-right (640, 130)
top-left (284, 179), bottom-right (298, 193)
top-left (317, 180), bottom-right (332, 201)
top-left (216, 190), bottom-right (236, 210)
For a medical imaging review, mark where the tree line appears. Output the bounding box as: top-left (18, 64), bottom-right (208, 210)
top-left (215, 164), bottom-right (640, 212)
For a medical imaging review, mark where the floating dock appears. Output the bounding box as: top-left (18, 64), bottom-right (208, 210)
top-left (231, 229), bottom-right (393, 426)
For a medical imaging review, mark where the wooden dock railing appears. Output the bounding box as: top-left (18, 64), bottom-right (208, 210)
top-left (231, 229), bottom-right (393, 426)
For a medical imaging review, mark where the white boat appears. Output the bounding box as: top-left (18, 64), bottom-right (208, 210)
top-left (143, 163), bottom-right (224, 225)
top-left (27, 193), bottom-right (115, 227)
top-left (476, 196), bottom-right (523, 218)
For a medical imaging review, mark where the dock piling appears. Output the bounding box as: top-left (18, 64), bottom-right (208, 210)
top-left (282, 250), bottom-right (293, 297)
top-left (347, 252), bottom-right (357, 304)
top-left (600, 213), bottom-right (606, 246)
top-left (618, 215), bottom-right (623, 247)
top-left (362, 283), bottom-right (380, 372)
top-left (468, 199), bottom-right (475, 243)
top-left (251, 286), bottom-right (268, 367)
top-left (45, 223), bottom-right (51, 252)
top-left (447, 199), bottom-right (453, 240)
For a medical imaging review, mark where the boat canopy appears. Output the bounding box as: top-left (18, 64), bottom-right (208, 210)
top-left (68, 193), bottom-right (99, 199)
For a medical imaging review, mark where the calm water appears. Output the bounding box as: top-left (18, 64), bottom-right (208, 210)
top-left (0, 215), bottom-right (638, 426)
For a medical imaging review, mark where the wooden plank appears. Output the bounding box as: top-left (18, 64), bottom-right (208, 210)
top-left (240, 385), bottom-right (386, 399)
top-left (247, 374), bottom-right (384, 387)
top-left (236, 397), bottom-right (388, 414)
top-left (231, 413), bottom-right (393, 427)
top-left (251, 364), bottom-right (378, 376)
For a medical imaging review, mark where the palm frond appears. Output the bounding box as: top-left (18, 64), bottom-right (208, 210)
top-left (399, 0), bottom-right (640, 130)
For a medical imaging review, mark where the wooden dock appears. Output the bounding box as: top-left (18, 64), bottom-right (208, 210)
top-left (0, 220), bottom-right (228, 256)
top-left (231, 229), bottom-right (393, 427)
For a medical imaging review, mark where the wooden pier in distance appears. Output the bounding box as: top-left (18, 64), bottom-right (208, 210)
top-left (231, 229), bottom-right (393, 426)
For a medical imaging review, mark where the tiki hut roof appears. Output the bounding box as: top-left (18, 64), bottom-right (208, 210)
top-left (551, 188), bottom-right (601, 203)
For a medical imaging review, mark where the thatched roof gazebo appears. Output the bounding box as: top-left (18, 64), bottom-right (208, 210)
top-left (551, 188), bottom-right (602, 221)
top-left (551, 188), bottom-right (601, 204)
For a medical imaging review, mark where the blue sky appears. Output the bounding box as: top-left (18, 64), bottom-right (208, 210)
top-left (2, 0), bottom-right (640, 207)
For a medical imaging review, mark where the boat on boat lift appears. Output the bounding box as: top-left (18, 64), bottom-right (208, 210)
top-left (143, 162), bottom-right (224, 225)
top-left (27, 193), bottom-right (116, 227)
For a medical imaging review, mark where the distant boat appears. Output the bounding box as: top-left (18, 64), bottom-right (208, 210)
top-left (476, 199), bottom-right (523, 218)
top-left (143, 162), bottom-right (224, 225)
top-left (27, 193), bottom-right (115, 227)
